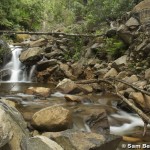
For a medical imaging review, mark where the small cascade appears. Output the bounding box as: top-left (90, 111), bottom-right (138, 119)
top-left (28, 65), bottom-right (36, 81)
top-left (2, 45), bottom-right (35, 82)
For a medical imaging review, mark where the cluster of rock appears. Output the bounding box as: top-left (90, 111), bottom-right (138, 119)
top-left (0, 98), bottom-right (122, 150)
top-left (1, 1), bottom-right (150, 149)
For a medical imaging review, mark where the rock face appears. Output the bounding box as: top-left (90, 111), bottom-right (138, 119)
top-left (26, 87), bottom-right (51, 97)
top-left (27, 136), bottom-right (63, 150)
top-left (43, 130), bottom-right (121, 150)
top-left (31, 106), bottom-right (72, 131)
top-left (19, 47), bottom-right (43, 65)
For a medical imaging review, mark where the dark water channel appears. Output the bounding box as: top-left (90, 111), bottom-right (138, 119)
top-left (0, 82), bottom-right (150, 150)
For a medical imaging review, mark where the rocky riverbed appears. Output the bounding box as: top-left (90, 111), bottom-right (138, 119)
top-left (0, 0), bottom-right (150, 149)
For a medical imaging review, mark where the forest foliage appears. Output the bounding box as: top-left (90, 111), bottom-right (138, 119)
top-left (0, 0), bottom-right (141, 32)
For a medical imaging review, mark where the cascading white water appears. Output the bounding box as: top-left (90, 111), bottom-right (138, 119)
top-left (2, 45), bottom-right (34, 82)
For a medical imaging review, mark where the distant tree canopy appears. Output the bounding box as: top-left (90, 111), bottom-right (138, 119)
top-left (0, 0), bottom-right (142, 31)
top-left (0, 0), bottom-right (44, 30)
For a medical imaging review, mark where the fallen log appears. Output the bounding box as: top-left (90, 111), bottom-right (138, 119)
top-left (76, 78), bottom-right (150, 135)
top-left (0, 30), bottom-right (105, 37)
top-left (110, 77), bottom-right (150, 96)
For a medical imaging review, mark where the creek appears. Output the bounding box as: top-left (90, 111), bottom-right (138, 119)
top-left (0, 46), bottom-right (150, 150)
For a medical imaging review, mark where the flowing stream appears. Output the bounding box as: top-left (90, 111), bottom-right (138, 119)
top-left (0, 45), bottom-right (150, 149)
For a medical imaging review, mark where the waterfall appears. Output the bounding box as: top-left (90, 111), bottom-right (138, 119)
top-left (1, 45), bottom-right (35, 82)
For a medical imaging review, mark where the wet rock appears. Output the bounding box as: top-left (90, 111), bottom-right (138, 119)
top-left (37, 59), bottom-right (57, 71)
top-left (56, 79), bottom-right (79, 94)
top-left (0, 69), bottom-right (12, 81)
top-left (0, 100), bottom-right (29, 150)
top-left (42, 130), bottom-right (121, 150)
top-left (104, 68), bottom-right (118, 78)
top-left (125, 17), bottom-right (140, 29)
top-left (31, 106), bottom-right (72, 132)
top-left (19, 47), bottom-right (43, 65)
top-left (26, 87), bottom-right (51, 97)
top-left (64, 95), bottom-right (84, 102)
top-left (85, 109), bottom-right (109, 134)
top-left (28, 136), bottom-right (63, 150)
top-left (29, 38), bottom-right (48, 47)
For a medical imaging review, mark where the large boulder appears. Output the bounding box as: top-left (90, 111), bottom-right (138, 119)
top-left (25, 87), bottom-right (51, 97)
top-left (0, 100), bottom-right (65, 150)
top-left (132, 0), bottom-right (150, 24)
top-left (42, 130), bottom-right (121, 150)
top-left (19, 47), bottom-right (43, 65)
top-left (0, 100), bottom-right (29, 150)
top-left (31, 106), bottom-right (72, 131)
top-left (56, 79), bottom-right (79, 94)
